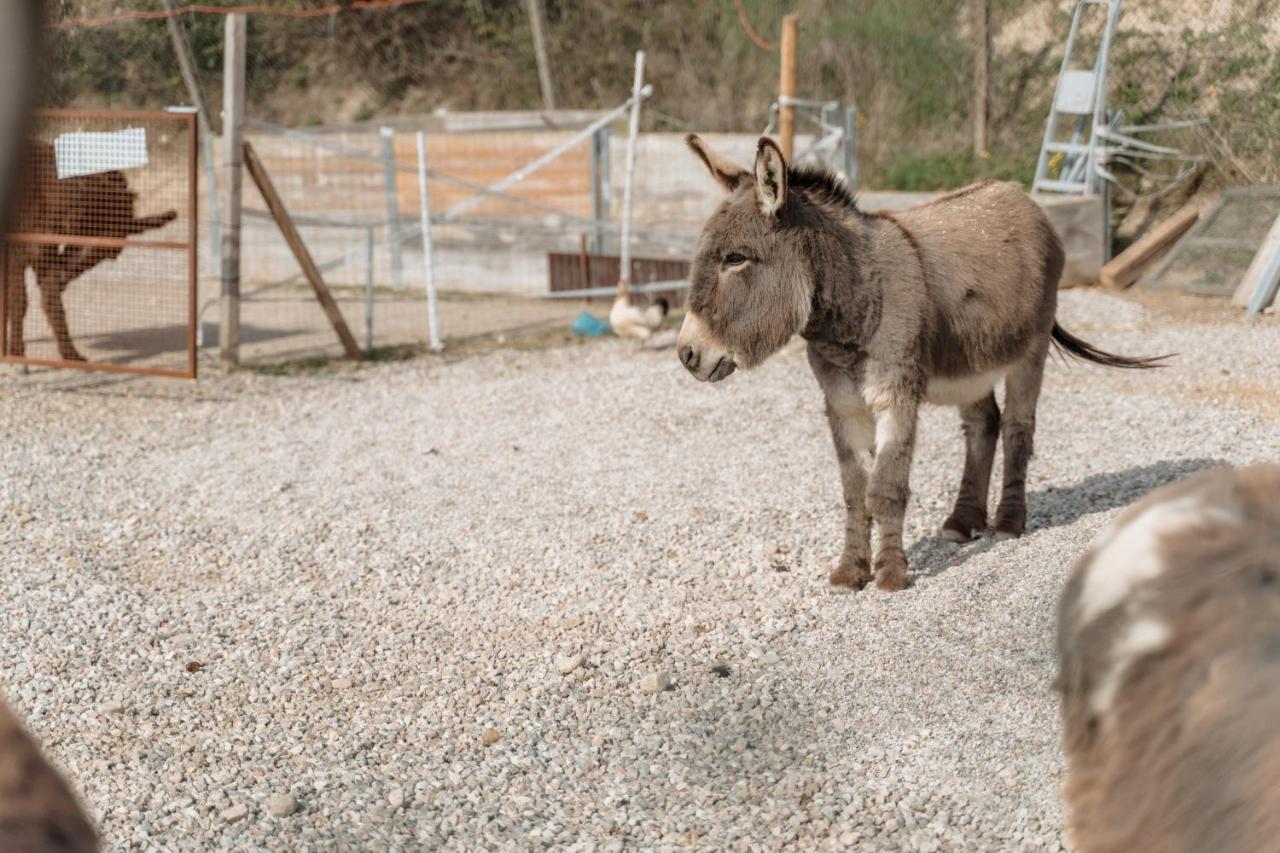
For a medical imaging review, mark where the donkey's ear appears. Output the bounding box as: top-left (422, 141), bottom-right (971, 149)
top-left (754, 137), bottom-right (788, 217)
top-left (686, 134), bottom-right (749, 192)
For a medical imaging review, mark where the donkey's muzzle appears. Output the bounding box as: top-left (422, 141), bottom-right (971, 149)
top-left (706, 356), bottom-right (736, 382)
top-left (678, 344), bottom-right (735, 383)
top-left (677, 312), bottom-right (736, 382)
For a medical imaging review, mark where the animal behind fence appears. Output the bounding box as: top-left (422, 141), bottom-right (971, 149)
top-left (4, 139), bottom-right (176, 362)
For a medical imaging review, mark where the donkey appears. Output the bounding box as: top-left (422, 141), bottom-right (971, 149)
top-left (1056, 464), bottom-right (1280, 852)
top-left (0, 695), bottom-right (97, 851)
top-left (676, 135), bottom-right (1161, 591)
top-left (5, 140), bottom-right (177, 362)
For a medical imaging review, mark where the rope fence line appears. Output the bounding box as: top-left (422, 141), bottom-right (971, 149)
top-left (51, 0), bottom-right (433, 29)
top-left (732, 0), bottom-right (778, 51)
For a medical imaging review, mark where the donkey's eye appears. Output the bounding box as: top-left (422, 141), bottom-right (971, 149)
top-left (723, 252), bottom-right (749, 268)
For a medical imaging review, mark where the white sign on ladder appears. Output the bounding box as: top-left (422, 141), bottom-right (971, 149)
top-left (1032, 0), bottom-right (1123, 196)
top-left (1056, 70), bottom-right (1098, 115)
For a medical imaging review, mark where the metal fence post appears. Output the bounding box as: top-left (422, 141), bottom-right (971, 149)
top-left (220, 13), bottom-right (245, 369)
top-left (589, 126), bottom-right (610, 255)
top-left (617, 50), bottom-right (645, 296)
top-left (844, 106), bottom-right (859, 188)
top-left (381, 126), bottom-right (404, 291)
top-left (201, 131), bottom-right (222, 278)
top-left (364, 224), bottom-right (375, 354)
top-left (416, 132), bottom-right (443, 351)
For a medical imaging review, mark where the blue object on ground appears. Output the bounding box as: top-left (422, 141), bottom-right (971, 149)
top-left (570, 311), bottom-right (612, 337)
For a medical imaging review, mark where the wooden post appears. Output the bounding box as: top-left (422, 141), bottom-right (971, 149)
top-left (243, 141), bottom-right (363, 360)
top-left (162, 0), bottom-right (212, 133)
top-left (578, 233), bottom-right (592, 291)
top-left (778, 13), bottom-right (798, 162)
top-left (524, 0), bottom-right (557, 111)
top-left (220, 13), bottom-right (245, 369)
top-left (973, 0), bottom-right (991, 156)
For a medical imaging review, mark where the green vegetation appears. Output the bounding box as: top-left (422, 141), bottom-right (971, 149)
top-left (869, 148), bottom-right (1040, 191)
top-left (40, 0), bottom-right (1280, 188)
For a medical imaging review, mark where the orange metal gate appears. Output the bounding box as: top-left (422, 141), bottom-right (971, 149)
top-left (1, 110), bottom-right (197, 378)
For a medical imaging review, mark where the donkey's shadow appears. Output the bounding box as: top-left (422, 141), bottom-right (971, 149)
top-left (909, 457), bottom-right (1225, 579)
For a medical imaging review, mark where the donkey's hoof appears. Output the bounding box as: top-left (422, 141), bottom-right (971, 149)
top-left (829, 556), bottom-right (872, 590)
top-left (874, 551), bottom-right (909, 592)
top-left (993, 505), bottom-right (1026, 540)
top-left (941, 509), bottom-right (986, 543)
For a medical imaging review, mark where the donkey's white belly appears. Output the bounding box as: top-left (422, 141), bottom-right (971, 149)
top-left (924, 369), bottom-right (1005, 407)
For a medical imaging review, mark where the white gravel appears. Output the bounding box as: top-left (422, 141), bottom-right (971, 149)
top-left (1, 289), bottom-right (1277, 850)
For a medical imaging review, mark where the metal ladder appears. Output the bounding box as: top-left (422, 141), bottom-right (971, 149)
top-left (1032, 0), bottom-right (1123, 196)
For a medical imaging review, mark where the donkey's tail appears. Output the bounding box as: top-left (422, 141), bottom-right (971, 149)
top-left (1050, 322), bottom-right (1170, 369)
top-left (127, 209), bottom-right (178, 234)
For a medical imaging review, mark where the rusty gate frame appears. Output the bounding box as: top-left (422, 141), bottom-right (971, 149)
top-left (0, 108), bottom-right (198, 379)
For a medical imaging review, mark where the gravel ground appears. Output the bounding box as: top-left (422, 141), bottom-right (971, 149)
top-left (1, 289), bottom-right (1277, 851)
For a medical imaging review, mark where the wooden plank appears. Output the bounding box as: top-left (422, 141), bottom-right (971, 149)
top-left (1234, 211), bottom-right (1280, 309)
top-left (162, 0), bottom-right (213, 133)
top-left (972, 0), bottom-right (990, 155)
top-left (243, 140), bottom-right (363, 360)
top-left (524, 0), bottom-right (557, 110)
top-left (1101, 201), bottom-right (1202, 289)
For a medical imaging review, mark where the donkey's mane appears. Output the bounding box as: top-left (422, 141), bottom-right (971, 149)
top-left (789, 165), bottom-right (859, 212)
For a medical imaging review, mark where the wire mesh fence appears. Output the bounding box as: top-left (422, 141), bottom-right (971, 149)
top-left (197, 111), bottom-right (813, 363)
top-left (2, 109), bottom-right (197, 377)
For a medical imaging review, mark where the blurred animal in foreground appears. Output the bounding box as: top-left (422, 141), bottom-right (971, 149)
top-left (0, 696), bottom-right (97, 852)
top-left (609, 292), bottom-right (669, 340)
top-left (0, 9), bottom-right (96, 851)
top-left (5, 140), bottom-right (176, 362)
top-left (1057, 463), bottom-right (1280, 853)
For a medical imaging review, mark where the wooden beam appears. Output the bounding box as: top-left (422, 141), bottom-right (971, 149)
top-left (243, 140), bottom-right (363, 361)
top-left (778, 14), bottom-right (798, 162)
top-left (162, 0), bottom-right (213, 133)
top-left (972, 0), bottom-right (991, 156)
top-left (1101, 202), bottom-right (1201, 289)
top-left (523, 0), bottom-right (557, 111)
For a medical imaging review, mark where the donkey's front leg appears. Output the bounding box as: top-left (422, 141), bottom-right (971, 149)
top-left (824, 401), bottom-right (874, 589)
top-left (867, 393), bottom-right (920, 591)
top-left (5, 258), bottom-right (28, 357)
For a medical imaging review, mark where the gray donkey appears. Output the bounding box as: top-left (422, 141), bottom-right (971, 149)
top-left (677, 135), bottom-right (1161, 592)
